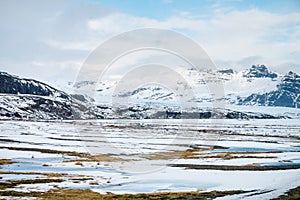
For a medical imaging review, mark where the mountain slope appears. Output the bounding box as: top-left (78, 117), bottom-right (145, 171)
top-left (0, 94), bottom-right (73, 120)
top-left (0, 72), bottom-right (68, 99)
top-left (0, 72), bottom-right (106, 120)
top-left (241, 71), bottom-right (300, 108)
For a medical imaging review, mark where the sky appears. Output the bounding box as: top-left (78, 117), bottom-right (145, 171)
top-left (0, 0), bottom-right (299, 86)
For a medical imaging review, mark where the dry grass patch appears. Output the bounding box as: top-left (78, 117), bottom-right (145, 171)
top-left (0, 171), bottom-right (65, 178)
top-left (0, 159), bottom-right (14, 165)
top-left (143, 148), bottom-right (203, 160)
top-left (143, 149), bottom-right (278, 161)
top-left (92, 154), bottom-right (136, 162)
top-left (46, 173), bottom-right (66, 178)
top-left (64, 154), bottom-right (134, 163)
top-left (244, 163), bottom-right (261, 167)
top-left (0, 188), bottom-right (247, 200)
top-left (272, 186), bottom-right (300, 200)
top-left (0, 146), bottom-right (88, 157)
top-left (0, 178), bottom-right (63, 190)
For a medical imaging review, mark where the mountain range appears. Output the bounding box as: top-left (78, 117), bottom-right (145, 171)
top-left (0, 65), bottom-right (299, 120)
top-left (91, 64), bottom-right (298, 108)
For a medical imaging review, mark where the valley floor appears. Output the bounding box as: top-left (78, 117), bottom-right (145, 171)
top-left (0, 119), bottom-right (299, 199)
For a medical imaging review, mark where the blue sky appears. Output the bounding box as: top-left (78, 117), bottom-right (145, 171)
top-left (0, 0), bottom-right (299, 84)
top-left (95, 0), bottom-right (300, 18)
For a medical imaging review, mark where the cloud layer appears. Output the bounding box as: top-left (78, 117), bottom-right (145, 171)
top-left (0, 0), bottom-right (299, 84)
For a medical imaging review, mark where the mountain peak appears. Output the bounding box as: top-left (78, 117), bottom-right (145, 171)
top-left (286, 71), bottom-right (299, 79)
top-left (241, 70), bottom-right (299, 108)
top-left (243, 64), bottom-right (278, 79)
top-left (278, 71), bottom-right (300, 94)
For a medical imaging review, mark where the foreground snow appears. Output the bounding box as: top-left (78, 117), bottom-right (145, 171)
top-left (0, 119), bottom-right (299, 199)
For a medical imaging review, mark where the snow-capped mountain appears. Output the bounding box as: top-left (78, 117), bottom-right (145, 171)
top-left (89, 65), bottom-right (283, 106)
top-left (241, 71), bottom-right (300, 108)
top-left (242, 65), bottom-right (278, 79)
top-left (0, 72), bottom-right (106, 120)
top-left (73, 64), bottom-right (299, 118)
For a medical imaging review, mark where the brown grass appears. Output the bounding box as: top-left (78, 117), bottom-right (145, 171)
top-left (0, 171), bottom-right (66, 179)
top-left (244, 163), bottom-right (261, 167)
top-left (0, 159), bottom-right (14, 165)
top-left (143, 149), bottom-right (278, 161)
top-left (0, 146), bottom-right (88, 157)
top-left (272, 186), bottom-right (300, 200)
top-left (0, 188), bottom-right (247, 200)
top-left (46, 173), bottom-right (66, 178)
top-left (0, 178), bottom-right (63, 190)
top-left (75, 162), bottom-right (84, 166)
top-left (64, 154), bottom-right (133, 163)
top-left (143, 148), bottom-right (203, 160)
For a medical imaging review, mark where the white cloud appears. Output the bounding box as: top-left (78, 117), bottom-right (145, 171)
top-left (1, 1), bottom-right (299, 85)
top-left (83, 9), bottom-right (300, 72)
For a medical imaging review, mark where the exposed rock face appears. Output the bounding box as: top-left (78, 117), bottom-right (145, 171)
top-left (0, 95), bottom-right (73, 120)
top-left (218, 69), bottom-right (234, 74)
top-left (279, 71), bottom-right (300, 94)
top-left (243, 65), bottom-right (278, 79)
top-left (0, 72), bottom-right (104, 120)
top-left (0, 72), bottom-right (68, 98)
top-left (241, 71), bottom-right (300, 108)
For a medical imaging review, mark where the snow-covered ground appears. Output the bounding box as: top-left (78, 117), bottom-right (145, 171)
top-left (0, 119), bottom-right (299, 199)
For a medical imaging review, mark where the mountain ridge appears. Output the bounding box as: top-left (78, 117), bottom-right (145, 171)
top-left (241, 71), bottom-right (300, 108)
top-left (0, 65), bottom-right (299, 120)
top-left (0, 71), bottom-right (69, 99)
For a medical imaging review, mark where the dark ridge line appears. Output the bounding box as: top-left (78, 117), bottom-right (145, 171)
top-left (244, 189), bottom-right (274, 197)
top-left (0, 138), bottom-right (81, 148)
top-left (168, 163), bottom-right (300, 171)
top-left (0, 146), bottom-right (88, 157)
